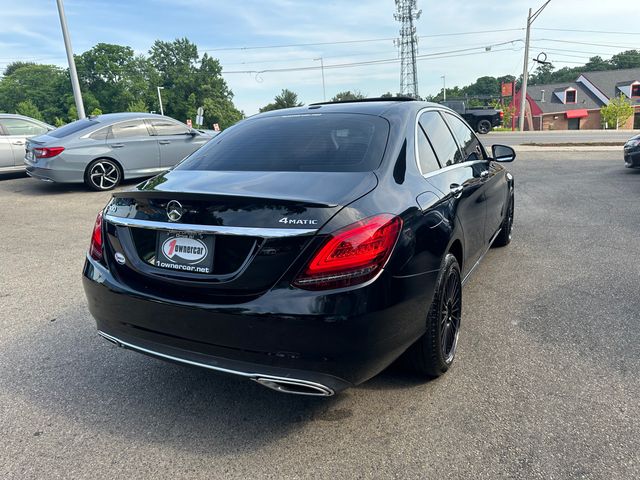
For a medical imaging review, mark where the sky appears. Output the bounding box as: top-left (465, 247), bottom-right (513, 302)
top-left (1, 0), bottom-right (639, 115)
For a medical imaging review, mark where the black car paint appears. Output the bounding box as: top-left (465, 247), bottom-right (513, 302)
top-left (83, 100), bottom-right (514, 395)
top-left (624, 134), bottom-right (640, 168)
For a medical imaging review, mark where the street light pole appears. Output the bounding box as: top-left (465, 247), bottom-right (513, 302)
top-left (157, 87), bottom-right (165, 116)
top-left (519, 1), bottom-right (551, 131)
top-left (55, 0), bottom-right (85, 119)
top-left (314, 57), bottom-right (326, 101)
top-left (441, 75), bottom-right (446, 101)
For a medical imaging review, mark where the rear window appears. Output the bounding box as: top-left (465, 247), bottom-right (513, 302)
top-left (177, 113), bottom-right (390, 172)
top-left (48, 119), bottom-right (97, 138)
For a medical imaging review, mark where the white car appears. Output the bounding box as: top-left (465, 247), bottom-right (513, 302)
top-left (0, 114), bottom-right (54, 173)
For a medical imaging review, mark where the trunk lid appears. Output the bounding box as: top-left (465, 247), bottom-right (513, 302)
top-left (102, 170), bottom-right (377, 301)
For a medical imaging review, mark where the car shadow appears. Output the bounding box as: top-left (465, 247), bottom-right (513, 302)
top-left (2, 297), bottom-right (437, 453)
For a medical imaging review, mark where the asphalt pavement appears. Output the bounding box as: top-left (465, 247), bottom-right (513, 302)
top-left (1, 150), bottom-right (639, 479)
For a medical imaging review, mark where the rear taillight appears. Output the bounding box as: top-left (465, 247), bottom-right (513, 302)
top-left (293, 214), bottom-right (402, 291)
top-left (499, 110), bottom-right (504, 119)
top-left (34, 146), bottom-right (65, 158)
top-left (89, 211), bottom-right (103, 261)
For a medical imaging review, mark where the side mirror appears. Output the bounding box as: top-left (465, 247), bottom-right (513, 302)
top-left (187, 129), bottom-right (198, 136)
top-left (492, 144), bottom-right (516, 163)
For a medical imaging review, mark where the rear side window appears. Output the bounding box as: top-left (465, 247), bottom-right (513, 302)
top-left (177, 114), bottom-right (390, 172)
top-left (0, 118), bottom-right (48, 136)
top-left (443, 113), bottom-right (485, 161)
top-left (49, 119), bottom-right (97, 138)
top-left (416, 126), bottom-right (441, 174)
top-left (110, 120), bottom-right (150, 139)
top-left (419, 111), bottom-right (461, 166)
top-left (147, 119), bottom-right (190, 136)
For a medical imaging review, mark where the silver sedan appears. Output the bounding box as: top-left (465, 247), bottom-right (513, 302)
top-left (24, 112), bottom-right (213, 191)
top-left (0, 114), bottom-right (54, 173)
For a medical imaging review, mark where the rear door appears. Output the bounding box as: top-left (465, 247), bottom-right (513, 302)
top-left (0, 124), bottom-right (12, 168)
top-left (442, 112), bottom-right (506, 244)
top-left (106, 119), bottom-right (159, 175)
top-left (146, 118), bottom-right (206, 168)
top-left (0, 117), bottom-right (49, 165)
top-left (418, 110), bottom-right (487, 272)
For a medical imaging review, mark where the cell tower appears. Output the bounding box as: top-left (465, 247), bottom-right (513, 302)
top-left (394, 0), bottom-right (421, 98)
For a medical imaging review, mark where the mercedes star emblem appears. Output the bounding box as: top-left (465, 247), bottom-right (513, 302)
top-left (166, 200), bottom-right (184, 222)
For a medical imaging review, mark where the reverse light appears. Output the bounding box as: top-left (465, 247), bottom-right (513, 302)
top-left (34, 146), bottom-right (65, 158)
top-left (293, 214), bottom-right (402, 291)
top-left (89, 211), bottom-right (104, 261)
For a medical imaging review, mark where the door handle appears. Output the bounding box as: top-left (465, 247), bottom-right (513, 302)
top-left (110, 143), bottom-right (124, 148)
top-left (12, 141), bottom-right (24, 146)
top-left (159, 140), bottom-right (171, 145)
top-left (450, 184), bottom-right (464, 198)
top-left (480, 170), bottom-right (490, 180)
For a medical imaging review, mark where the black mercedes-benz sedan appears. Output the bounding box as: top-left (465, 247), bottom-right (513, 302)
top-left (624, 134), bottom-right (640, 168)
top-left (83, 98), bottom-right (516, 396)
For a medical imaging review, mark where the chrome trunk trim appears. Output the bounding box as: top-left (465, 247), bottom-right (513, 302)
top-left (104, 214), bottom-right (317, 238)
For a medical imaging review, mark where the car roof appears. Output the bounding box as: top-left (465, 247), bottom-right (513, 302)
top-left (252, 98), bottom-right (450, 120)
top-left (90, 112), bottom-right (170, 123)
top-left (0, 113), bottom-right (54, 128)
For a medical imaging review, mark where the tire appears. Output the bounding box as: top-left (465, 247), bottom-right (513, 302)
top-left (404, 253), bottom-right (462, 377)
top-left (85, 158), bottom-right (122, 191)
top-left (476, 119), bottom-right (492, 134)
top-left (492, 191), bottom-right (514, 247)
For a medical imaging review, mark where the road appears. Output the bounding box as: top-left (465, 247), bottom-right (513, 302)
top-left (1, 152), bottom-right (639, 479)
top-left (486, 129), bottom-right (636, 146)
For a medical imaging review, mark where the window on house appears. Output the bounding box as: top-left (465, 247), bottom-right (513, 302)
top-left (632, 84), bottom-right (640, 97)
top-left (565, 89), bottom-right (577, 103)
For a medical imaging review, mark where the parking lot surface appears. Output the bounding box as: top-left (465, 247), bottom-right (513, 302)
top-left (1, 151), bottom-right (639, 479)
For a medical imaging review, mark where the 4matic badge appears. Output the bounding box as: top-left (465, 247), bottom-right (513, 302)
top-left (279, 217), bottom-right (319, 226)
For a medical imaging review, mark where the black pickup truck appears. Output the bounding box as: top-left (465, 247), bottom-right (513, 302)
top-left (441, 100), bottom-right (503, 134)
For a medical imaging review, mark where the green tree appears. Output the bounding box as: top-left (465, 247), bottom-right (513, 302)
top-left (127, 99), bottom-right (148, 112)
top-left (610, 50), bottom-right (640, 69)
top-left (0, 63), bottom-right (70, 123)
top-left (601, 94), bottom-right (634, 129)
top-left (259, 89), bottom-right (303, 112)
top-left (76, 43), bottom-right (157, 114)
top-left (148, 38), bottom-right (241, 128)
top-left (15, 100), bottom-right (44, 121)
top-left (331, 90), bottom-right (365, 102)
top-left (202, 97), bottom-right (243, 129)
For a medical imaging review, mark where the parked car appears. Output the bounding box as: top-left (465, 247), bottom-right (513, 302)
top-left (83, 98), bottom-right (516, 396)
top-left (24, 112), bottom-right (212, 191)
top-left (0, 114), bottom-right (54, 173)
top-left (624, 134), bottom-right (640, 168)
top-left (440, 100), bottom-right (503, 134)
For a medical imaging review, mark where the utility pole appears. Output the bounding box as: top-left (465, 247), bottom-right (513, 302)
top-left (314, 57), bottom-right (326, 101)
top-left (519, 1), bottom-right (551, 131)
top-left (394, 0), bottom-right (421, 98)
top-left (157, 86), bottom-right (165, 116)
top-left (441, 75), bottom-right (446, 101)
top-left (55, 0), bottom-right (85, 119)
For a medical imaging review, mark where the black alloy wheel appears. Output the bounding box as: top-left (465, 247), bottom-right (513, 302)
top-left (404, 253), bottom-right (462, 377)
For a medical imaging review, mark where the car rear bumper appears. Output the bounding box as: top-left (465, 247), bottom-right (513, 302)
top-left (25, 164), bottom-right (85, 183)
top-left (82, 255), bottom-right (438, 394)
top-left (624, 149), bottom-right (640, 168)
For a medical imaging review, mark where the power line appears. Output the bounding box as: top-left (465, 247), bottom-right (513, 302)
top-left (222, 46), bottom-right (522, 76)
top-left (534, 27), bottom-right (640, 36)
top-left (533, 38), bottom-right (639, 49)
top-left (202, 28), bottom-right (524, 52)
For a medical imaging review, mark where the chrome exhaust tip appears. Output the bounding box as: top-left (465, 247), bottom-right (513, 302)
top-left (98, 331), bottom-right (121, 347)
top-left (254, 377), bottom-right (334, 397)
